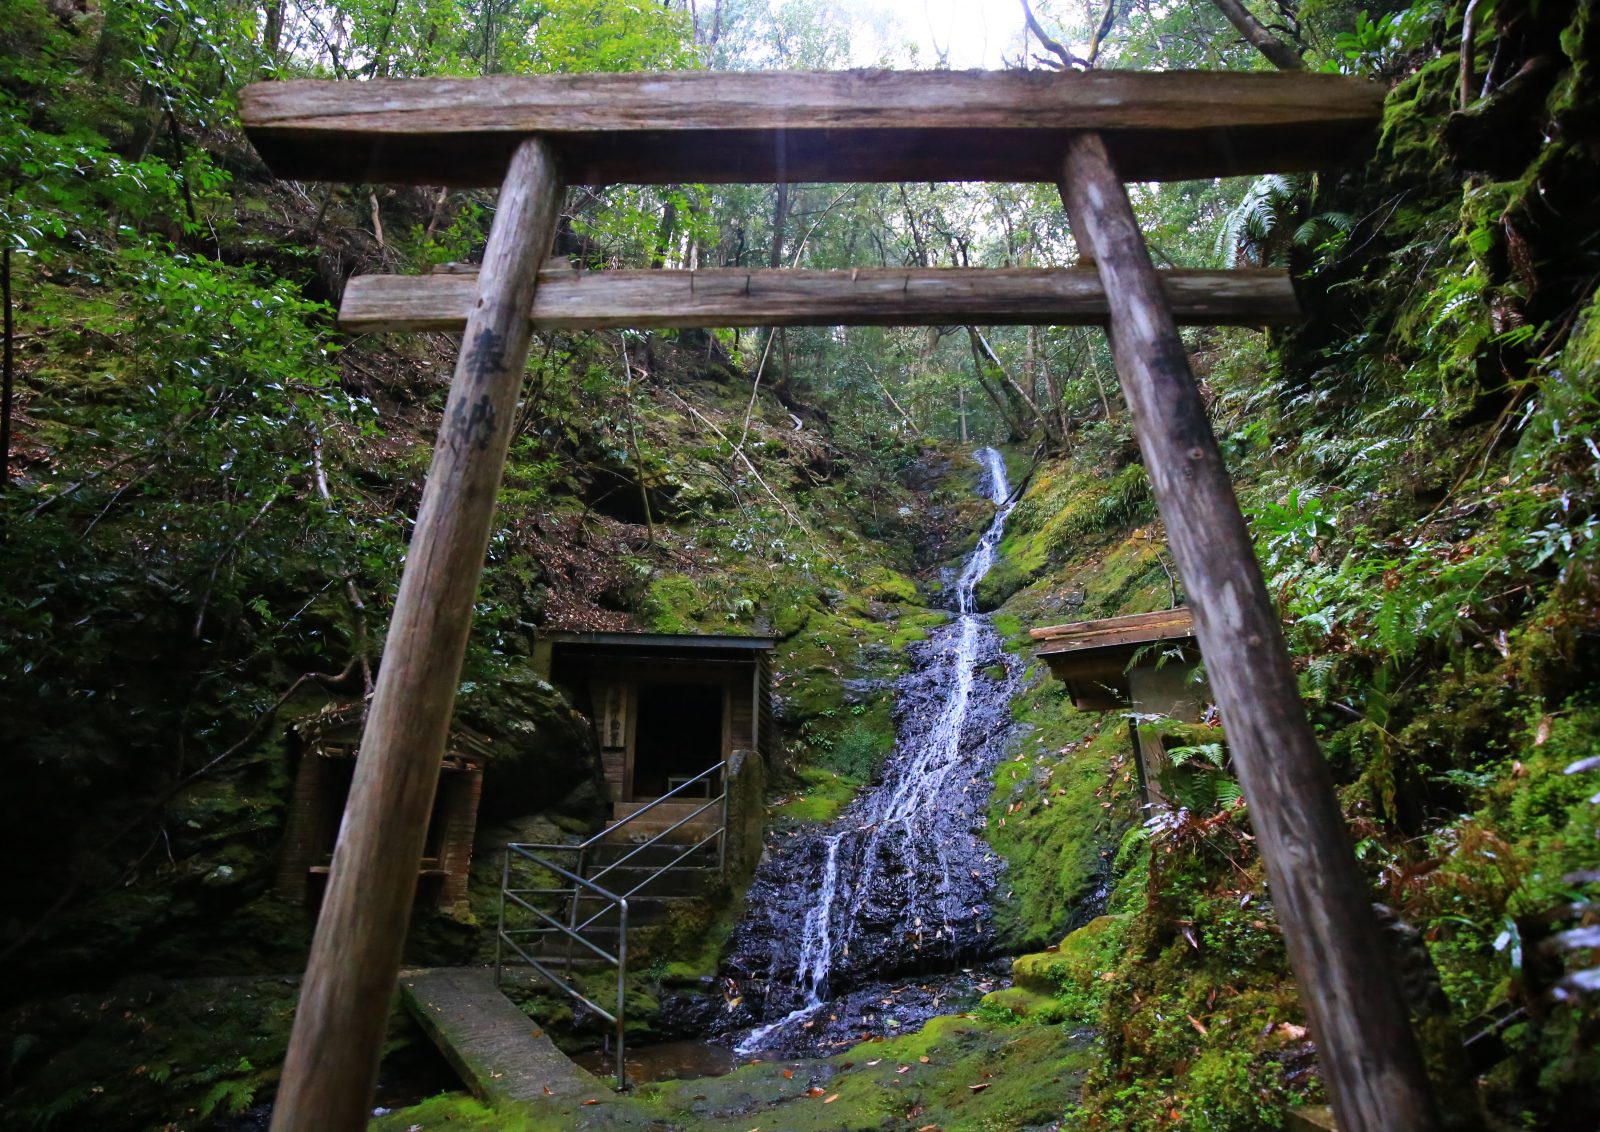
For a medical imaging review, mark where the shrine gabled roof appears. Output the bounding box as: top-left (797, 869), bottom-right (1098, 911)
top-left (1030, 606), bottom-right (1195, 658)
top-left (547, 631), bottom-right (775, 654)
top-left (239, 69), bottom-right (1383, 187)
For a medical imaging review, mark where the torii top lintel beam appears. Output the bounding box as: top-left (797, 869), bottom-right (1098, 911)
top-left (239, 69), bottom-right (1382, 187)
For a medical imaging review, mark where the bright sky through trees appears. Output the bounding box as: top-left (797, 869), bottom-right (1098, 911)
top-left (859, 0), bottom-right (1037, 69)
top-left (895, 0), bottom-right (1024, 67)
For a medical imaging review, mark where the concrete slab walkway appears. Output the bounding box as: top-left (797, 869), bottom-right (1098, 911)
top-left (399, 967), bottom-right (602, 1105)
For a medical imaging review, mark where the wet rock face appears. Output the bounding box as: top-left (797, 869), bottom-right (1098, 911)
top-left (723, 625), bottom-right (1019, 1025)
top-left (718, 449), bottom-right (1023, 1054)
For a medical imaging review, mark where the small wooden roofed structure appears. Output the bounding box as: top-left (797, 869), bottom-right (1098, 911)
top-left (275, 702), bottom-right (484, 914)
top-left (1032, 607), bottom-right (1197, 709)
top-left (242, 68), bottom-right (1441, 1132)
top-left (531, 631), bottom-right (775, 809)
top-left (1031, 609), bottom-right (1208, 806)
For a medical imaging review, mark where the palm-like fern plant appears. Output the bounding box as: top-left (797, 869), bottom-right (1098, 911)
top-left (1216, 173), bottom-right (1355, 267)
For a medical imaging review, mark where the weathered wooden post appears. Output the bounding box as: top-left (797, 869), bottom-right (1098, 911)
top-left (1059, 132), bottom-right (1441, 1132)
top-left (270, 137), bottom-right (565, 1132)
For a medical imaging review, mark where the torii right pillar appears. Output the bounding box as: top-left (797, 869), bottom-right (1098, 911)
top-left (1060, 132), bottom-right (1443, 1132)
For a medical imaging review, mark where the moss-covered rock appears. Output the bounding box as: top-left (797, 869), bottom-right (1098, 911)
top-left (456, 668), bottom-right (608, 827)
top-left (1011, 914), bottom-right (1130, 1025)
top-left (642, 574), bottom-right (706, 634)
top-left (371, 1011), bottom-right (1095, 1131)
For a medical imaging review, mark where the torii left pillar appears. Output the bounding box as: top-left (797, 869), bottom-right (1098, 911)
top-left (270, 138), bottom-right (565, 1132)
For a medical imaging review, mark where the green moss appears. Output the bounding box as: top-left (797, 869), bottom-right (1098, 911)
top-left (771, 765), bottom-right (859, 823)
top-left (973, 553), bottom-right (1030, 611)
top-left (372, 1012), bottom-right (1094, 1132)
top-left (996, 462), bottom-right (1155, 586)
top-left (643, 574), bottom-right (706, 634)
top-left (858, 566), bottom-right (920, 603)
top-left (985, 684), bottom-right (1139, 948)
top-left (1181, 1044), bottom-right (1297, 1132)
top-left (371, 1093), bottom-right (505, 1129)
top-left (991, 611), bottom-right (1024, 641)
top-left (1010, 915), bottom-right (1130, 1026)
top-left (1375, 54), bottom-right (1459, 179)
top-left (888, 607), bottom-right (947, 648)
top-left (771, 594), bottom-right (813, 637)
top-left (978, 985), bottom-right (1072, 1024)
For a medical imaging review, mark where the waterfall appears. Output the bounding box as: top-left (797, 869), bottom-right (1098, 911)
top-left (727, 448), bottom-right (1021, 1055)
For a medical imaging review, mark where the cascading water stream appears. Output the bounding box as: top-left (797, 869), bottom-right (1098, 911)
top-left (723, 449), bottom-right (1022, 1055)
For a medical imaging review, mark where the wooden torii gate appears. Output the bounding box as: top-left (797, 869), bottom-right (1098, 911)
top-left (239, 70), bottom-right (1441, 1132)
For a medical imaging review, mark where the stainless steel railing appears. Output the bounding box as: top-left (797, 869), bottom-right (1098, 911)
top-left (494, 846), bottom-right (629, 1089)
top-left (494, 758), bottom-right (730, 1090)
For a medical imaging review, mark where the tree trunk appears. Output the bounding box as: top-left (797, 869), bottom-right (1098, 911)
top-left (969, 326), bottom-right (1056, 444)
top-left (1033, 325), bottom-right (1071, 445)
top-left (262, 4), bottom-right (283, 58)
top-left (966, 330), bottom-right (1028, 442)
top-left (1207, 0), bottom-right (1303, 70)
top-left (769, 182), bottom-right (789, 269)
top-left (651, 187), bottom-right (679, 269)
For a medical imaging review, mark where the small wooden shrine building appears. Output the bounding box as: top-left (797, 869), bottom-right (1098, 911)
top-left (1031, 607), bottom-right (1209, 805)
top-left (533, 631), bottom-right (775, 816)
top-left (276, 704), bottom-right (485, 914)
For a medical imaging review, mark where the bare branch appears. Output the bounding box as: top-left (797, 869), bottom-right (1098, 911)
top-left (1086, 0), bottom-right (1118, 67)
top-left (1460, 0), bottom-right (1484, 108)
top-left (1019, 0), bottom-right (1090, 70)
top-left (1206, 0), bottom-right (1304, 70)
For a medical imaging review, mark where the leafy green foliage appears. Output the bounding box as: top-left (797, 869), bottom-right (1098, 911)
top-left (820, 719), bottom-right (892, 780)
top-left (1325, 3), bottom-right (1443, 77)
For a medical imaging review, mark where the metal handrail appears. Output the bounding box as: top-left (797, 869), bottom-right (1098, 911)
top-left (495, 757), bottom-right (736, 1092)
top-left (495, 845), bottom-right (628, 1090)
top-left (502, 891), bottom-right (621, 963)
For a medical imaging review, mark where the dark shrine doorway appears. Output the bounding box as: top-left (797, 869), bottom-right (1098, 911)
top-left (632, 681), bottom-right (723, 798)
